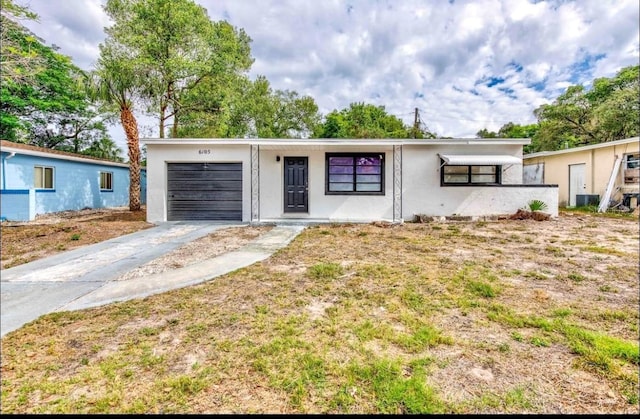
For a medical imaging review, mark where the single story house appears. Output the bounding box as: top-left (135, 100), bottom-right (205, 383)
top-left (523, 137), bottom-right (639, 208)
top-left (143, 138), bottom-right (558, 224)
top-left (1, 140), bottom-right (147, 221)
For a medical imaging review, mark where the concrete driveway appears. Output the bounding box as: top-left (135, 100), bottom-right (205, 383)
top-left (1, 222), bottom-right (304, 337)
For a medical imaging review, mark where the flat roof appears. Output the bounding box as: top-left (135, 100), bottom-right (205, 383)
top-left (142, 138), bottom-right (531, 146)
top-left (523, 137), bottom-right (639, 159)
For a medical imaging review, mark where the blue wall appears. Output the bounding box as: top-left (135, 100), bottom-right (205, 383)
top-left (1, 150), bottom-right (146, 221)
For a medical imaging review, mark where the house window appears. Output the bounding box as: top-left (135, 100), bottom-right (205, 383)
top-left (441, 161), bottom-right (501, 185)
top-left (326, 153), bottom-right (384, 195)
top-left (623, 153), bottom-right (639, 184)
top-left (34, 166), bottom-right (54, 189)
top-left (100, 171), bottom-right (113, 191)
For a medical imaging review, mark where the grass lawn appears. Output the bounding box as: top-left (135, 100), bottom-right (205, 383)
top-left (1, 212), bottom-right (638, 414)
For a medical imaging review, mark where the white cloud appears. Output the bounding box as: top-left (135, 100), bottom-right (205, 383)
top-left (16, 0), bottom-right (640, 147)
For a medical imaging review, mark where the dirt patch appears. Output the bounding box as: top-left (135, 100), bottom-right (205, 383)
top-left (0, 208), bottom-right (638, 414)
top-left (1, 207), bottom-right (152, 269)
top-left (115, 225), bottom-right (273, 281)
top-left (1, 207), bottom-right (273, 275)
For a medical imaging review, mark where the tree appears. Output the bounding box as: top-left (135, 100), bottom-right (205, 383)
top-left (88, 41), bottom-right (143, 211)
top-left (476, 128), bottom-right (498, 138)
top-left (103, 0), bottom-right (253, 138)
top-left (1, 0), bottom-right (116, 155)
top-left (531, 65), bottom-right (639, 151)
top-left (239, 77), bottom-right (321, 138)
top-left (314, 102), bottom-right (420, 139)
top-left (84, 137), bottom-right (124, 162)
top-left (498, 122), bottom-right (538, 139)
top-left (1, 6), bottom-right (88, 142)
top-left (28, 109), bottom-right (112, 153)
top-left (0, 0), bottom-right (42, 86)
top-left (175, 75), bottom-right (321, 139)
top-left (170, 71), bottom-right (250, 138)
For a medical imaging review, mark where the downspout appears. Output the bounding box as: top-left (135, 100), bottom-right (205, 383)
top-left (2, 152), bottom-right (16, 190)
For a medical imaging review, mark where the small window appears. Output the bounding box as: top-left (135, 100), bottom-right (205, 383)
top-left (624, 153), bottom-right (639, 184)
top-left (34, 166), bottom-right (54, 189)
top-left (326, 153), bottom-right (384, 195)
top-left (100, 171), bottom-right (113, 191)
top-left (441, 160), bottom-right (500, 185)
top-left (625, 153), bottom-right (639, 169)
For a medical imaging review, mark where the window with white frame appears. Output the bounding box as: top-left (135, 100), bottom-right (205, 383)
top-left (326, 153), bottom-right (385, 195)
top-left (34, 166), bottom-right (54, 189)
top-left (623, 153), bottom-right (639, 184)
top-left (100, 171), bottom-right (113, 191)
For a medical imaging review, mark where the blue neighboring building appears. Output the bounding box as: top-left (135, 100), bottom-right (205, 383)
top-left (1, 140), bottom-right (147, 221)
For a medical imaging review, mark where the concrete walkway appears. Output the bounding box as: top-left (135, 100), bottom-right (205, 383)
top-left (1, 222), bottom-right (305, 337)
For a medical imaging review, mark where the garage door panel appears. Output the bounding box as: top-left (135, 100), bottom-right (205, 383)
top-left (168, 191), bottom-right (241, 201)
top-left (168, 171), bottom-right (242, 181)
top-left (168, 210), bottom-right (242, 221)
top-left (167, 180), bottom-right (242, 190)
top-left (167, 162), bottom-right (242, 221)
top-left (168, 163), bottom-right (242, 172)
top-left (168, 199), bottom-right (241, 209)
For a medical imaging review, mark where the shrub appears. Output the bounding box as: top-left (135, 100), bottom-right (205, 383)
top-left (527, 200), bottom-right (548, 212)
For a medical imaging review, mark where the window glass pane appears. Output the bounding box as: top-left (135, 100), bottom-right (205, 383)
top-left (101, 172), bottom-right (113, 189)
top-left (329, 174), bottom-right (353, 182)
top-left (329, 165), bottom-right (354, 174)
top-left (444, 174), bottom-right (469, 183)
top-left (44, 168), bottom-right (53, 188)
top-left (34, 167), bottom-right (43, 188)
top-left (329, 156), bottom-right (353, 165)
top-left (356, 156), bottom-right (380, 166)
top-left (444, 166), bottom-right (468, 174)
top-left (471, 174), bottom-right (496, 183)
top-left (356, 174), bottom-right (381, 183)
top-left (471, 166), bottom-right (496, 174)
top-left (356, 165), bottom-right (381, 174)
top-left (445, 174), bottom-right (465, 182)
top-left (356, 183), bottom-right (381, 192)
top-left (329, 183), bottom-right (354, 192)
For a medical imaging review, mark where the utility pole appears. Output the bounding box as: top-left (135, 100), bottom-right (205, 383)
top-left (413, 107), bottom-right (419, 138)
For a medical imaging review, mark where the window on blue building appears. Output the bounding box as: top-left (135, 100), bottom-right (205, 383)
top-left (34, 166), bottom-right (54, 189)
top-left (100, 171), bottom-right (113, 191)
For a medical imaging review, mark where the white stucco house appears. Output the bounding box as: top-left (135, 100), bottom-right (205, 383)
top-left (142, 138), bottom-right (559, 223)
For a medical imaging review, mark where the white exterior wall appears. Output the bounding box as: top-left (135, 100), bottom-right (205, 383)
top-left (145, 143), bottom-right (251, 222)
top-left (144, 139), bottom-right (557, 223)
top-left (258, 146), bottom-right (395, 222)
top-left (401, 144), bottom-right (558, 218)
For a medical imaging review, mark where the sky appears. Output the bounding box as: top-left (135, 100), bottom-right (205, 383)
top-left (19, 0), bottom-right (640, 151)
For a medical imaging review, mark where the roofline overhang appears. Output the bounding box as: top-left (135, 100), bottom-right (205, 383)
top-left (0, 144), bottom-right (135, 169)
top-left (523, 137), bottom-right (640, 159)
top-left (141, 138), bottom-right (531, 147)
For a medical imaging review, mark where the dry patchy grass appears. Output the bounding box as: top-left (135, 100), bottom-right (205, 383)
top-left (1, 212), bottom-right (639, 414)
top-left (1, 207), bottom-right (152, 269)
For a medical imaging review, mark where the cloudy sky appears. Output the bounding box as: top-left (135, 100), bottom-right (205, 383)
top-left (20, 0), bottom-right (640, 148)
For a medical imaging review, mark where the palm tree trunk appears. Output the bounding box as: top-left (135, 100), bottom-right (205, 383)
top-left (120, 105), bottom-right (141, 211)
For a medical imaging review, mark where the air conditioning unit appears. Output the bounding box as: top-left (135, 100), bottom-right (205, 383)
top-left (576, 194), bottom-right (599, 206)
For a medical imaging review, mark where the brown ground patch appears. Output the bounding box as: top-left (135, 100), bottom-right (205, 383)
top-left (0, 209), bottom-right (638, 414)
top-left (1, 207), bottom-right (152, 269)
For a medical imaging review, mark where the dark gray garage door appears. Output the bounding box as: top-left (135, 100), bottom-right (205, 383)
top-left (167, 162), bottom-right (242, 221)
